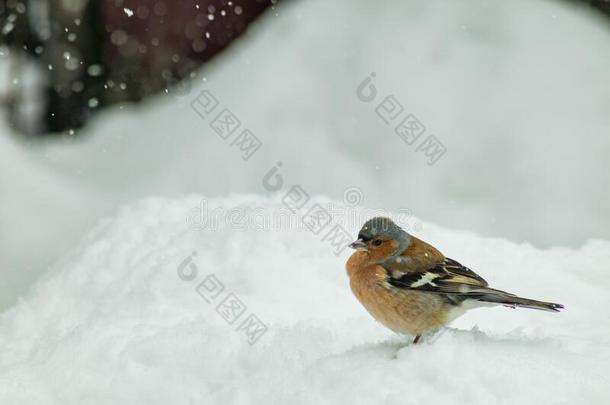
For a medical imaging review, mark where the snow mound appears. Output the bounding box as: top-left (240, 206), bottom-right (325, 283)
top-left (0, 196), bottom-right (608, 404)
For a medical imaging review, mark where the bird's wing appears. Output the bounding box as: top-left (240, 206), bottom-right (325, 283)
top-left (382, 257), bottom-right (564, 312)
top-left (382, 257), bottom-right (489, 295)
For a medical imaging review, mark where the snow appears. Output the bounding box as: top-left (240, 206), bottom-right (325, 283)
top-left (0, 195), bottom-right (609, 404)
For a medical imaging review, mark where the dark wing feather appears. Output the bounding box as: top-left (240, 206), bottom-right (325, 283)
top-left (383, 257), bottom-right (564, 312)
top-left (384, 257), bottom-right (489, 300)
top-left (441, 258), bottom-right (488, 287)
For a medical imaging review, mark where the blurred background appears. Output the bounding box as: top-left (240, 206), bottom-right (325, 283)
top-left (1, 0), bottom-right (609, 311)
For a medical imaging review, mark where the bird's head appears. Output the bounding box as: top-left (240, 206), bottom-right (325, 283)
top-left (349, 217), bottom-right (411, 261)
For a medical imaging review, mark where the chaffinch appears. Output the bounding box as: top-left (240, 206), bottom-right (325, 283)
top-left (346, 217), bottom-right (563, 344)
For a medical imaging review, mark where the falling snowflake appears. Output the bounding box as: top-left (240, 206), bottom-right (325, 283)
top-left (124, 8), bottom-right (134, 17)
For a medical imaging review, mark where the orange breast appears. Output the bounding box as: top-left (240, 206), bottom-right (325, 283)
top-left (346, 251), bottom-right (450, 335)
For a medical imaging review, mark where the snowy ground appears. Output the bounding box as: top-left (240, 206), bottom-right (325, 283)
top-left (0, 196), bottom-right (608, 404)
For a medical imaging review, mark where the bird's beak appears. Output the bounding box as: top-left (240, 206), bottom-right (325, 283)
top-left (349, 239), bottom-right (368, 251)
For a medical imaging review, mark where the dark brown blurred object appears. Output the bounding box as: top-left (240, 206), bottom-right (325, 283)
top-left (1, 0), bottom-right (273, 136)
top-left (585, 0), bottom-right (610, 17)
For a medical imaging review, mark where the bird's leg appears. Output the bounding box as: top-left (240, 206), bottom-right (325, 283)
top-left (413, 335), bottom-right (421, 344)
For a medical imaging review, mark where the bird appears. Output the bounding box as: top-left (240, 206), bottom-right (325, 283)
top-left (346, 217), bottom-right (563, 344)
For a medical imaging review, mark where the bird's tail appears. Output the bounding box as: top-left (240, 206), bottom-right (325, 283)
top-left (473, 288), bottom-right (564, 312)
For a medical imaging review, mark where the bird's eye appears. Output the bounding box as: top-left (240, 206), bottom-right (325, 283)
top-left (372, 239), bottom-right (382, 246)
